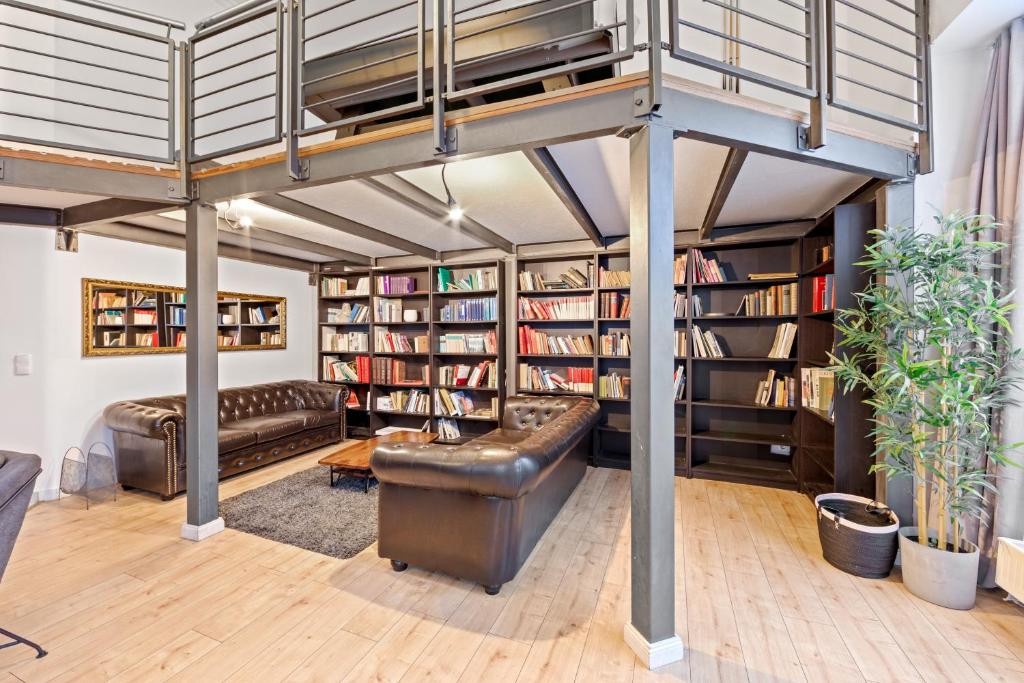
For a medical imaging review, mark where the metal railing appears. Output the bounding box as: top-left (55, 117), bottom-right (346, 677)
top-left (0, 0), bottom-right (182, 163)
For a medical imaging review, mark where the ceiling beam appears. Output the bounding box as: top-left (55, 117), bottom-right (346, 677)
top-left (523, 147), bottom-right (602, 247)
top-left (223, 222), bottom-right (363, 264)
top-left (700, 148), bottom-right (748, 240)
top-left (253, 193), bottom-right (437, 260)
top-left (361, 174), bottom-right (515, 253)
top-left (63, 198), bottom-right (177, 228)
top-left (0, 203), bottom-right (61, 227)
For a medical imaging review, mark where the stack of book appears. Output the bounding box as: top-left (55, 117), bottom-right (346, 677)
top-left (372, 357), bottom-right (428, 385)
top-left (736, 283), bottom-right (798, 316)
top-left (691, 325), bottom-right (725, 358)
top-left (747, 272), bottom-right (797, 281)
top-left (438, 331), bottom-right (497, 354)
top-left (374, 328), bottom-right (428, 353)
top-left (810, 275), bottom-right (835, 312)
top-left (434, 389), bottom-right (498, 418)
top-left (519, 365), bottom-right (593, 394)
top-left (322, 329), bottom-right (368, 352)
top-left (326, 302), bottom-right (369, 323)
top-left (692, 250), bottom-right (727, 283)
top-left (599, 372), bottom-right (630, 399)
top-left (518, 295), bottom-right (593, 320)
top-left (599, 292), bottom-right (630, 318)
top-left (673, 293), bottom-right (687, 318)
top-left (323, 355), bottom-right (370, 383)
top-left (374, 275), bottom-right (417, 294)
top-left (673, 253), bottom-right (687, 284)
top-left (599, 332), bottom-right (630, 356)
top-left (439, 297), bottom-right (497, 322)
top-left (376, 389), bottom-right (428, 414)
top-left (259, 331), bottom-right (281, 345)
top-left (437, 417), bottom-right (461, 441)
top-left (801, 367), bottom-right (835, 418)
top-left (321, 276), bottom-right (369, 297)
top-left (767, 323), bottom-right (798, 358)
top-left (674, 331), bottom-right (686, 357)
top-left (518, 265), bottom-right (591, 290)
top-left (438, 361), bottom-right (497, 388)
top-left (519, 327), bottom-right (593, 355)
top-left (598, 268), bottom-right (630, 287)
top-left (674, 366), bottom-right (686, 400)
top-left (134, 332), bottom-right (158, 346)
top-left (437, 267), bottom-right (496, 292)
top-left (132, 310), bottom-right (157, 325)
top-left (94, 292), bottom-right (126, 308)
top-left (754, 369), bottom-right (796, 407)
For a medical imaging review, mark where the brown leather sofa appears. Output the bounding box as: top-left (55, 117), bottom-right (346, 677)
top-left (104, 380), bottom-right (347, 499)
top-left (370, 395), bottom-right (599, 595)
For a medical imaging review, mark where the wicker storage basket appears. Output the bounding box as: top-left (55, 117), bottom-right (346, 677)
top-left (815, 493), bottom-right (900, 579)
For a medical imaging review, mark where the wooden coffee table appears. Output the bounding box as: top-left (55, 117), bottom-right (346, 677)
top-left (319, 431), bottom-right (438, 492)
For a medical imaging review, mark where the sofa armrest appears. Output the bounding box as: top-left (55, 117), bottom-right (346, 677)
top-left (295, 381), bottom-right (347, 412)
top-left (103, 401), bottom-right (183, 440)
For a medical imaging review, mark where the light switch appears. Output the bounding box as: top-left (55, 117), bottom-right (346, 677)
top-left (13, 354), bottom-right (32, 376)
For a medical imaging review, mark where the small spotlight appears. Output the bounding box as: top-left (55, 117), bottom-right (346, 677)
top-left (239, 215), bottom-right (254, 228)
top-left (448, 205), bottom-right (464, 221)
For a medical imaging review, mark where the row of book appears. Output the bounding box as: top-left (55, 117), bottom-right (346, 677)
top-left (813, 243), bottom-right (833, 266)
top-left (323, 355), bottom-right (370, 383)
top-left (326, 302), bottom-right (369, 324)
top-left (768, 323), bottom-right (798, 359)
top-left (598, 268), bottom-right (630, 287)
top-left (518, 265), bottom-right (591, 291)
top-left (690, 296), bottom-right (704, 317)
top-left (216, 310), bottom-right (236, 325)
top-left (259, 331), bottom-right (282, 345)
top-left (692, 250), bottom-right (726, 283)
top-left (167, 307), bottom-right (186, 325)
top-left (437, 267), bottom-right (496, 292)
top-left (437, 417), bottom-right (462, 441)
top-left (599, 292), bottom-right (630, 319)
top-left (675, 330), bottom-right (686, 357)
top-left (518, 365), bottom-right (594, 394)
top-left (376, 389), bottom-right (428, 414)
top-left (375, 298), bottom-right (424, 323)
top-left (321, 276), bottom-right (370, 297)
top-left (439, 297), bottom-right (497, 322)
top-left (519, 327), bottom-right (594, 356)
top-left (322, 330), bottom-right (368, 352)
top-left (674, 253), bottom-right (688, 285)
top-left (373, 357), bottom-right (428, 385)
top-left (801, 367), bottom-right (835, 417)
top-left (754, 370), bottom-right (796, 407)
top-left (135, 331), bottom-right (159, 347)
top-left (438, 361), bottom-right (497, 388)
top-left (375, 275), bottom-right (417, 295)
top-left (598, 372), bottom-right (630, 399)
top-left (132, 291), bottom-right (156, 307)
top-left (375, 329), bottom-right (428, 353)
top-left (675, 293), bottom-right (689, 317)
top-left (217, 333), bottom-right (239, 347)
top-left (519, 295), bottom-right (593, 320)
top-left (691, 325), bottom-right (725, 358)
top-left (810, 275), bottom-right (835, 312)
top-left (737, 283), bottom-right (799, 316)
top-left (438, 332), bottom-right (497, 354)
top-left (93, 292), bottom-right (126, 308)
top-left (673, 366), bottom-right (686, 400)
top-left (434, 389), bottom-right (498, 418)
top-left (96, 310), bottom-right (125, 325)
top-left (174, 332), bottom-right (186, 347)
top-left (131, 310), bottom-right (157, 325)
top-left (248, 306), bottom-right (279, 324)
top-left (599, 332), bottom-right (630, 357)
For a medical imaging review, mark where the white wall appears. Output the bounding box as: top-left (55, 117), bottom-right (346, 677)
top-left (0, 226), bottom-right (316, 497)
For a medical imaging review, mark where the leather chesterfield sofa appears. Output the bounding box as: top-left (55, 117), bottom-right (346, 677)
top-left (104, 380), bottom-right (347, 499)
top-left (371, 395), bottom-right (599, 595)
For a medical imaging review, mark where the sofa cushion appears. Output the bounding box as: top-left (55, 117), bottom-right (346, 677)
top-left (224, 415), bottom-right (305, 444)
top-left (471, 429), bottom-right (531, 446)
top-left (218, 427), bottom-right (257, 453)
top-left (289, 409), bottom-right (339, 430)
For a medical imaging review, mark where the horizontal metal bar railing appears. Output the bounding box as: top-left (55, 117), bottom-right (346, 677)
top-left (0, 0), bottom-right (177, 164)
top-left (188, 0), bottom-right (283, 163)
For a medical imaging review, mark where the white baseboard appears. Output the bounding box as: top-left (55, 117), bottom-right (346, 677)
top-left (181, 517), bottom-right (225, 542)
top-left (624, 623), bottom-right (685, 670)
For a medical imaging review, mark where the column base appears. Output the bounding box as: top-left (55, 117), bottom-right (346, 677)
top-left (624, 623), bottom-right (685, 670)
top-left (180, 517), bottom-right (225, 542)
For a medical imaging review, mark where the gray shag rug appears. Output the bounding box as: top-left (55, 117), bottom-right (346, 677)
top-left (220, 466), bottom-right (378, 559)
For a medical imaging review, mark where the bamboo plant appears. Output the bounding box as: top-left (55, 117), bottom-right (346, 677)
top-left (829, 213), bottom-right (1022, 552)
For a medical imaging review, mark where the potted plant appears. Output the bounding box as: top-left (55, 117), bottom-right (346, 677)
top-left (830, 212), bottom-right (1022, 610)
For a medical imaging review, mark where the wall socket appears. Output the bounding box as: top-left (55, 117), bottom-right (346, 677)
top-left (13, 354), bottom-right (32, 376)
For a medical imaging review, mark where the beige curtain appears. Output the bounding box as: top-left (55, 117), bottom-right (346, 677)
top-left (968, 17), bottom-right (1024, 587)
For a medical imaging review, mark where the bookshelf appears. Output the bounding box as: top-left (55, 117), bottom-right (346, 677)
top-left (83, 278), bottom-right (286, 357)
top-left (318, 261), bottom-right (506, 443)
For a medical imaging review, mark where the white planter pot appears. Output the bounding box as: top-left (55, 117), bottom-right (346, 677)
top-left (898, 526), bottom-right (980, 610)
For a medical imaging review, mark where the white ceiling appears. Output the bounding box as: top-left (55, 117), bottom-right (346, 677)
top-left (933, 0), bottom-right (1024, 53)
top-left (0, 186), bottom-right (101, 208)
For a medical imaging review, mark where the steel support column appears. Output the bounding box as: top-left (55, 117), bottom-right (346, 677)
top-left (182, 202), bottom-right (223, 541)
top-left (624, 123), bottom-right (684, 670)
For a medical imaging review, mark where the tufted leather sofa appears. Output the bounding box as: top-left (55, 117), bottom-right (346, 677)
top-left (103, 381), bottom-right (347, 499)
top-left (371, 395), bottom-right (599, 594)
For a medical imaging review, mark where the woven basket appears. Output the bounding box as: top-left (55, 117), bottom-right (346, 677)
top-left (815, 493), bottom-right (899, 579)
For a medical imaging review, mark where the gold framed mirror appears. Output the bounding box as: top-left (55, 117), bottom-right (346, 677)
top-left (82, 278), bottom-right (287, 357)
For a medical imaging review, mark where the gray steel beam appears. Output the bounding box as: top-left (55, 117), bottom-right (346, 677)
top-left (253, 194), bottom-right (434, 260)
top-left (523, 147), bottom-right (602, 247)
top-left (222, 222), bottom-right (362, 264)
top-left (699, 148), bottom-right (748, 240)
top-left (0, 203), bottom-right (61, 226)
top-left (625, 123), bottom-right (683, 668)
top-left (362, 174), bottom-right (515, 253)
top-left (183, 203), bottom-right (222, 540)
top-left (0, 154), bottom-right (186, 203)
top-left (62, 198), bottom-right (177, 228)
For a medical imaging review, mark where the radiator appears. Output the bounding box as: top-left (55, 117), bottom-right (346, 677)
top-left (995, 537), bottom-right (1024, 602)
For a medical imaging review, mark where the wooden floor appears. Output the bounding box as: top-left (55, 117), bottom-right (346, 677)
top-left (3, 446), bottom-right (1023, 683)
